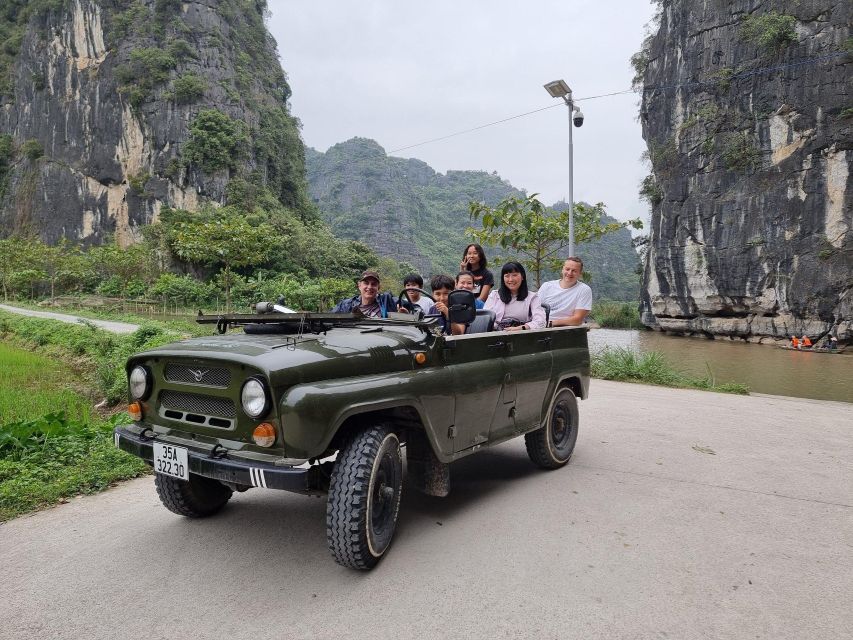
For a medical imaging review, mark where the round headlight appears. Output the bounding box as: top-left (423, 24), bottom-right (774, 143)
top-left (241, 378), bottom-right (269, 418)
top-left (129, 366), bottom-right (151, 400)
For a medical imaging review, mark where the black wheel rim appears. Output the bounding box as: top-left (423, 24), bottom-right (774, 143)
top-left (551, 398), bottom-right (575, 452)
top-left (370, 450), bottom-right (400, 538)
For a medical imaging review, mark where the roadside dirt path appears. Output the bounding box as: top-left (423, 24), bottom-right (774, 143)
top-left (0, 303), bottom-right (140, 334)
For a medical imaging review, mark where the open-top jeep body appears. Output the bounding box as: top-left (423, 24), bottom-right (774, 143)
top-left (115, 293), bottom-right (590, 569)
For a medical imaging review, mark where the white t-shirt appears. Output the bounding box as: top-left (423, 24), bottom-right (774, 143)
top-left (414, 297), bottom-right (432, 314)
top-left (537, 280), bottom-right (592, 320)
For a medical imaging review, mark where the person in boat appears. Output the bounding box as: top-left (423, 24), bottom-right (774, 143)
top-left (801, 334), bottom-right (813, 348)
top-left (331, 271), bottom-right (397, 318)
top-left (790, 336), bottom-right (800, 349)
top-left (829, 336), bottom-right (838, 350)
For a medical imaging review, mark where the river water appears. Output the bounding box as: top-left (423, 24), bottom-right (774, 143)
top-left (588, 329), bottom-right (853, 404)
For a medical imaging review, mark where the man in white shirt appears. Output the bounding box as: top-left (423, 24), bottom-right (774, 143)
top-left (537, 257), bottom-right (592, 326)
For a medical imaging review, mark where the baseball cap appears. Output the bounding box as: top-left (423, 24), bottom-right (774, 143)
top-left (359, 270), bottom-right (380, 283)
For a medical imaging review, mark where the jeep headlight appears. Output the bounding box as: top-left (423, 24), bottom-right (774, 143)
top-left (241, 378), bottom-right (270, 418)
top-left (129, 365), bottom-right (151, 400)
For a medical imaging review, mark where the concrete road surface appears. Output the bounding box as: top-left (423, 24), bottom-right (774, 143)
top-left (0, 303), bottom-right (140, 334)
top-left (2, 381), bottom-right (851, 640)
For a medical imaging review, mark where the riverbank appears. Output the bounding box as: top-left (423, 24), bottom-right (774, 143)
top-left (589, 328), bottom-right (853, 403)
top-left (1, 379), bottom-right (850, 639)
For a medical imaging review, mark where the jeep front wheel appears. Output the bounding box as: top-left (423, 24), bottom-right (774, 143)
top-left (326, 425), bottom-right (403, 570)
top-left (154, 473), bottom-right (233, 517)
top-left (525, 387), bottom-right (579, 469)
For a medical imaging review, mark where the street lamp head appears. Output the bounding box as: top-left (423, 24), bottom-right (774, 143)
top-left (544, 79), bottom-right (571, 99)
top-left (572, 107), bottom-right (585, 127)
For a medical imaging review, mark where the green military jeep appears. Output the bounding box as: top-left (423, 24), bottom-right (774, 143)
top-left (114, 290), bottom-right (590, 569)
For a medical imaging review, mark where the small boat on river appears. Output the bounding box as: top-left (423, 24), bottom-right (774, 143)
top-left (778, 345), bottom-right (846, 354)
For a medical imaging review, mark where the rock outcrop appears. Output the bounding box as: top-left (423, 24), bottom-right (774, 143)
top-left (637, 0), bottom-right (852, 341)
top-left (0, 0), bottom-right (308, 247)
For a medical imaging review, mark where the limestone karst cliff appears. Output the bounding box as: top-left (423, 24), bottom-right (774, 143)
top-left (0, 0), bottom-right (309, 247)
top-left (637, 0), bottom-right (851, 341)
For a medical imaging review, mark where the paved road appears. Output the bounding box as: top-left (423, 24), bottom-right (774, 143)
top-left (0, 303), bottom-right (140, 334)
top-left (2, 381), bottom-right (851, 640)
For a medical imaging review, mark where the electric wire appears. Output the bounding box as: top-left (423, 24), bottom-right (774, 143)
top-left (387, 51), bottom-right (848, 154)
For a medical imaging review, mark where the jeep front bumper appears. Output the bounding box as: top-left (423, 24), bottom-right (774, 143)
top-left (114, 426), bottom-right (329, 494)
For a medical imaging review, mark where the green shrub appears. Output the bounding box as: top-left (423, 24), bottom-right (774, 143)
top-left (166, 38), bottom-right (196, 61)
top-left (171, 73), bottom-right (207, 104)
top-left (148, 273), bottom-right (217, 305)
top-left (20, 139), bottom-right (43, 161)
top-left (184, 109), bottom-right (247, 172)
top-left (591, 301), bottom-right (640, 329)
top-left (741, 12), bottom-right (798, 51)
top-left (639, 174), bottom-right (663, 206)
top-left (722, 132), bottom-right (761, 172)
top-left (127, 171), bottom-right (149, 193)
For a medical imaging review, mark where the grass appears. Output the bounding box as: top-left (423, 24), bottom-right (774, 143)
top-left (591, 301), bottom-right (641, 329)
top-left (0, 310), bottom-right (190, 403)
top-left (0, 342), bottom-right (92, 424)
top-left (0, 343), bottom-right (148, 521)
top-left (592, 347), bottom-right (749, 394)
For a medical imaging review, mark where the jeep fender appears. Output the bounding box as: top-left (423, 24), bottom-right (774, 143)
top-left (279, 367), bottom-right (454, 460)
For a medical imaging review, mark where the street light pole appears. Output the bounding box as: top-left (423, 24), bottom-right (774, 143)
top-left (544, 79), bottom-right (584, 258)
top-left (565, 92), bottom-right (575, 257)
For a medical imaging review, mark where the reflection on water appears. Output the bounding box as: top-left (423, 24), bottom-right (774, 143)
top-left (588, 329), bottom-right (853, 404)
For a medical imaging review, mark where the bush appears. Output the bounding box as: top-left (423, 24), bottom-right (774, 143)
top-left (171, 73), bottom-right (207, 104)
top-left (741, 12), bottom-right (797, 52)
top-left (639, 175), bottom-right (663, 206)
top-left (147, 273), bottom-right (217, 305)
top-left (184, 109), bottom-right (246, 172)
top-left (722, 132), bottom-right (761, 172)
top-left (591, 301), bottom-right (640, 329)
top-left (20, 139), bottom-right (43, 161)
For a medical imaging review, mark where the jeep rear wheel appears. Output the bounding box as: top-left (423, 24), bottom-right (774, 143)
top-left (326, 425), bottom-right (403, 570)
top-left (525, 387), bottom-right (579, 469)
top-left (154, 473), bottom-right (233, 518)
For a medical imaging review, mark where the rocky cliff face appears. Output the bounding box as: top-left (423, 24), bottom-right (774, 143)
top-left (0, 0), bottom-right (307, 247)
top-left (637, 0), bottom-right (852, 341)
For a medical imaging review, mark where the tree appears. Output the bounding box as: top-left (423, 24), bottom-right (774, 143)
top-left (0, 236), bottom-right (44, 300)
top-left (468, 195), bottom-right (643, 287)
top-left (169, 206), bottom-right (278, 310)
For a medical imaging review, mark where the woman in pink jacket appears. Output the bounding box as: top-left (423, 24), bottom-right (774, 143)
top-left (484, 261), bottom-right (546, 331)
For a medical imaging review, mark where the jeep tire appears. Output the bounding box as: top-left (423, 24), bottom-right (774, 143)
top-left (154, 472), bottom-right (233, 517)
top-left (525, 387), bottom-right (579, 469)
top-left (326, 425), bottom-right (403, 570)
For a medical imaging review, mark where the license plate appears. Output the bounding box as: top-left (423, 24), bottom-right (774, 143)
top-left (153, 442), bottom-right (189, 481)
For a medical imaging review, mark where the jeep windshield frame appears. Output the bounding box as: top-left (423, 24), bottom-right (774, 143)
top-left (196, 310), bottom-right (440, 335)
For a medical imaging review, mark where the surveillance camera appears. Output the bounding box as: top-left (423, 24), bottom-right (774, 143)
top-left (573, 108), bottom-right (584, 127)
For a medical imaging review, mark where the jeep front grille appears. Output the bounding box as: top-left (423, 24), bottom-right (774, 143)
top-left (164, 363), bottom-right (231, 388)
top-left (159, 390), bottom-right (236, 418)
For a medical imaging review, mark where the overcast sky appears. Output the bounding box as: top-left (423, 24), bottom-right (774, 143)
top-left (267, 1), bottom-right (658, 226)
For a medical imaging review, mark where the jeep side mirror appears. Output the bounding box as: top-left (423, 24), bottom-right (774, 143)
top-left (447, 290), bottom-right (477, 325)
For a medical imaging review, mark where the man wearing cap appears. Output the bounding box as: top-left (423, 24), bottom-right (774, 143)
top-left (331, 271), bottom-right (397, 318)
